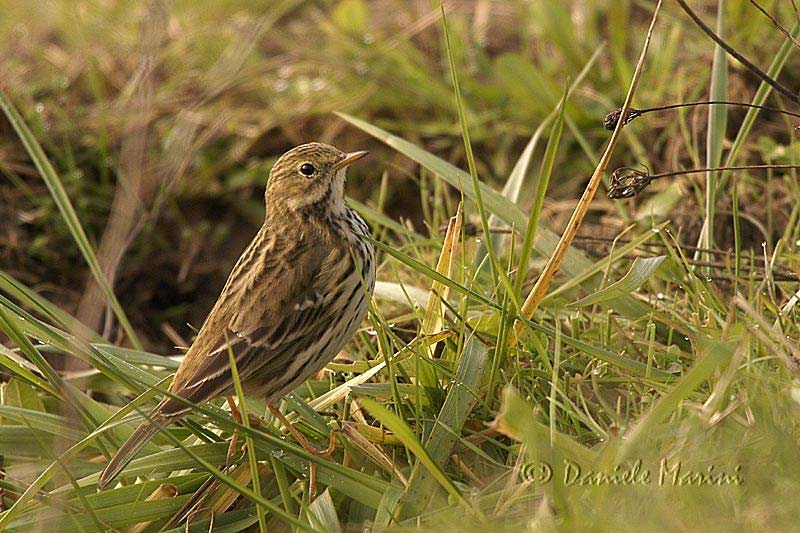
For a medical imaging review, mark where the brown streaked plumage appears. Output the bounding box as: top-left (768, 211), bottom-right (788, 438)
top-left (98, 142), bottom-right (375, 489)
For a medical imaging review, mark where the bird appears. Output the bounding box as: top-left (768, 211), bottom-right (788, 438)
top-left (98, 142), bottom-right (376, 490)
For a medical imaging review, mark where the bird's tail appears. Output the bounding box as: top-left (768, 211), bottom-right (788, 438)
top-left (98, 414), bottom-right (165, 490)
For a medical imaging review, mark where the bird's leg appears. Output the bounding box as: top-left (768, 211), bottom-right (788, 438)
top-left (268, 404), bottom-right (338, 499)
top-left (225, 396), bottom-right (243, 470)
top-left (224, 397), bottom-right (264, 470)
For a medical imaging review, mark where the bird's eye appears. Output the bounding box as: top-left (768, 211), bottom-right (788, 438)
top-left (299, 163), bottom-right (316, 176)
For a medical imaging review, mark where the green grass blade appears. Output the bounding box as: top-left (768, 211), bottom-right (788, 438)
top-left (400, 336), bottom-right (488, 516)
top-left (483, 45), bottom-right (604, 255)
top-left (358, 397), bottom-right (469, 512)
top-left (499, 386), bottom-right (598, 467)
top-left (0, 88), bottom-right (142, 349)
top-left (514, 86), bottom-right (568, 298)
top-left (0, 344), bottom-right (57, 395)
top-left (440, 5), bottom-right (501, 287)
top-left (718, 21), bottom-right (800, 194)
top-left (698, 0), bottom-right (729, 256)
top-left (616, 337), bottom-right (735, 461)
top-left (226, 337), bottom-right (268, 533)
top-left (308, 489), bottom-right (342, 533)
top-left (0, 269), bottom-right (101, 342)
top-left (569, 256), bottom-right (667, 307)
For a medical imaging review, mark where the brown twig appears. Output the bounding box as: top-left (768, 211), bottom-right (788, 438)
top-left (603, 101), bottom-right (800, 131)
top-left (75, 0), bottom-right (168, 340)
top-left (675, 0), bottom-right (799, 104)
top-left (747, 0), bottom-right (800, 50)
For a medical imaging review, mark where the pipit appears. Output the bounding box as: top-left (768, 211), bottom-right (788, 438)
top-left (99, 142), bottom-right (375, 491)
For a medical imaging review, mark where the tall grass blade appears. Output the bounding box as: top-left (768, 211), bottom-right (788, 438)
top-left (0, 88), bottom-right (142, 349)
top-left (616, 338), bottom-right (735, 461)
top-left (478, 45), bottom-right (604, 267)
top-left (400, 336), bottom-right (488, 516)
top-left (698, 0), bottom-right (729, 257)
top-left (569, 256), bottom-right (667, 307)
top-left (514, 87), bottom-right (568, 298)
top-left (358, 397), bottom-right (469, 511)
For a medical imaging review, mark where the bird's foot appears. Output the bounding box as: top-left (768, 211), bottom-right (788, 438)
top-left (268, 405), bottom-right (340, 499)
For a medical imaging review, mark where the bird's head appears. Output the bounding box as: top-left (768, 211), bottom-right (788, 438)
top-left (265, 142), bottom-right (367, 214)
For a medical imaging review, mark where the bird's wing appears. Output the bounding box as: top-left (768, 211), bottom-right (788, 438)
top-left (160, 227), bottom-right (350, 417)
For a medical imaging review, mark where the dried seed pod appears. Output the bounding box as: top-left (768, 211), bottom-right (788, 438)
top-left (607, 163), bottom-right (800, 200)
top-left (603, 108), bottom-right (642, 131)
top-left (603, 102), bottom-right (800, 133)
top-left (607, 167), bottom-right (652, 199)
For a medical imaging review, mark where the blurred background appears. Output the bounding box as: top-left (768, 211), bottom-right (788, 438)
top-left (1, 0), bottom-right (797, 352)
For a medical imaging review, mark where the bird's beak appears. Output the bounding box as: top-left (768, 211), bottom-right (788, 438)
top-left (331, 150), bottom-right (368, 171)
